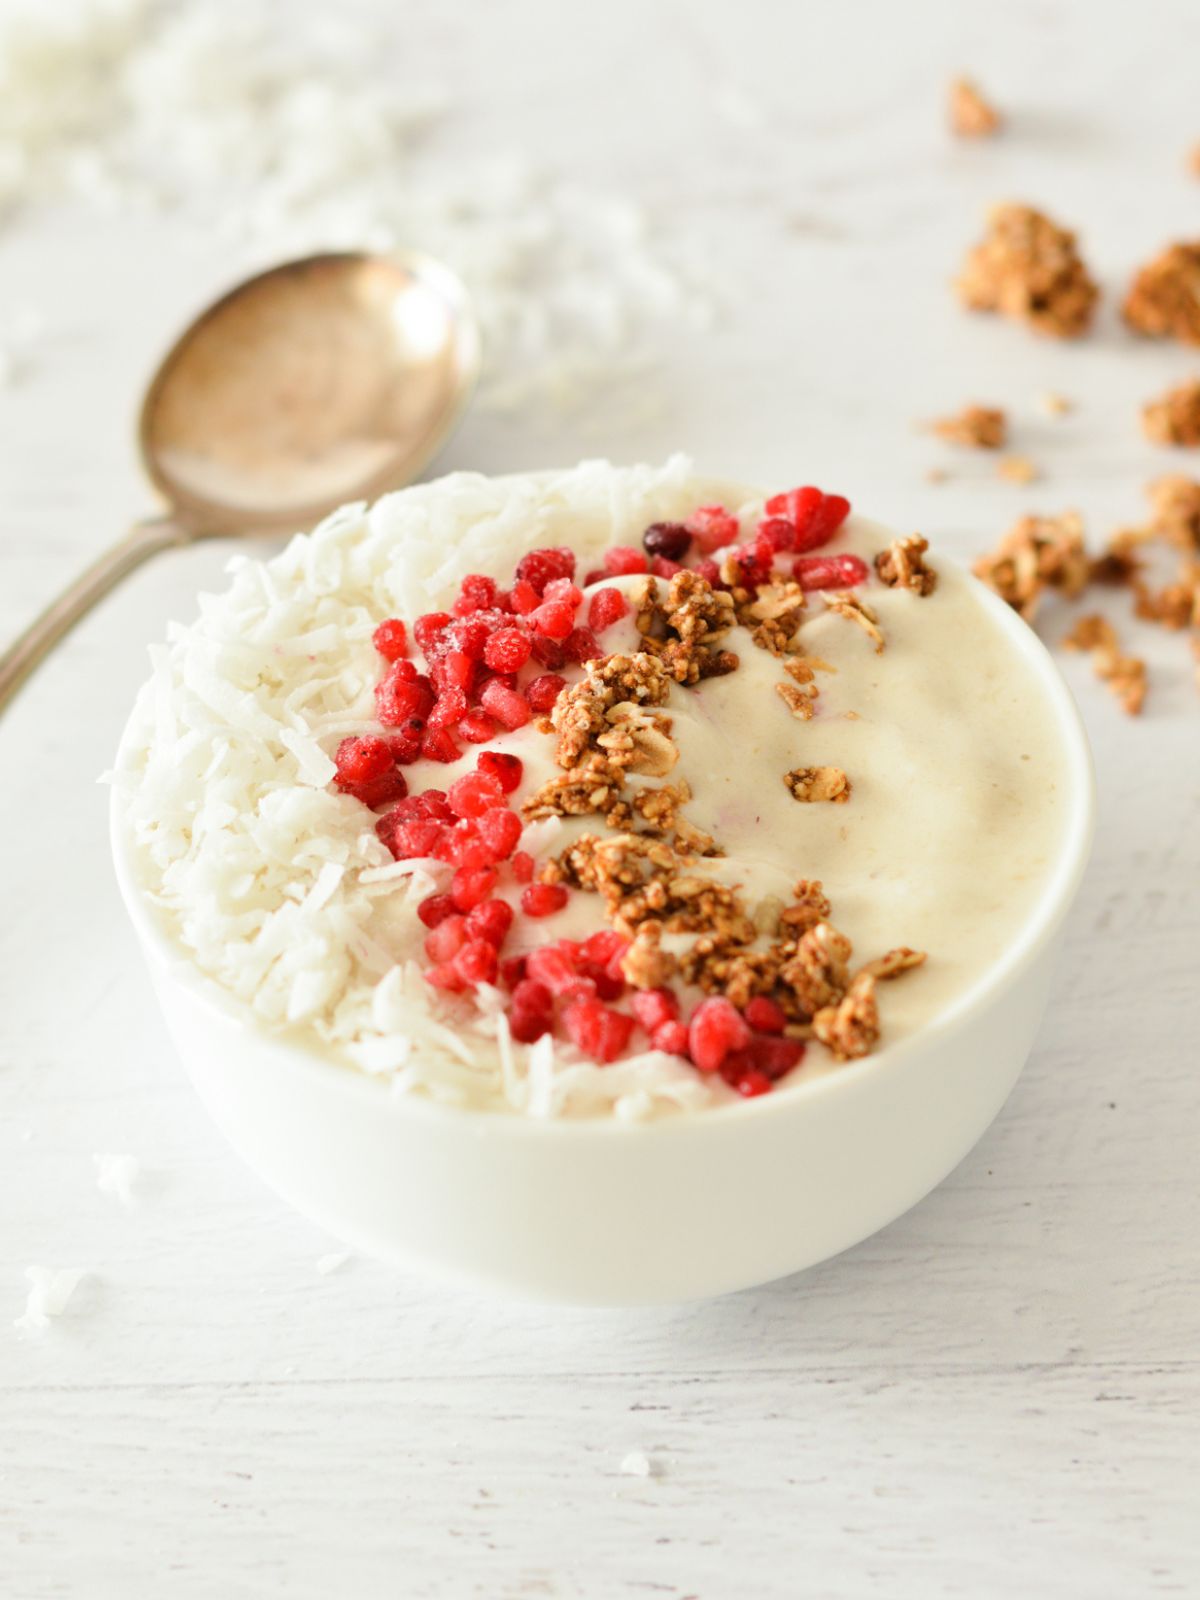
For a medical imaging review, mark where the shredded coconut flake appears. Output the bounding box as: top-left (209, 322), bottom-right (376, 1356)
top-left (93, 1151), bottom-right (141, 1206)
top-left (14, 1266), bottom-right (87, 1334)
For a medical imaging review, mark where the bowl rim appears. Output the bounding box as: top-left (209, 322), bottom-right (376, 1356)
top-left (109, 542), bottom-right (1096, 1143)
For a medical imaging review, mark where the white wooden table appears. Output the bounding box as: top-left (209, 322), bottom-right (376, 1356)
top-left (2, 1), bottom-right (1197, 1594)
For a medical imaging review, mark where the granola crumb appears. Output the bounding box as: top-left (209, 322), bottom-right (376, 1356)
top-left (1142, 377), bottom-right (1200, 447)
top-left (822, 591), bottom-right (884, 652)
top-left (775, 679), bottom-right (815, 721)
top-left (1134, 563), bottom-right (1200, 631)
top-left (1189, 143), bottom-right (1200, 180)
top-left (874, 535), bottom-right (938, 596)
top-left (972, 511), bottom-right (1089, 620)
top-left (998, 454), bottom-right (1039, 485)
top-left (784, 766), bottom-right (851, 804)
top-left (1124, 240), bottom-right (1200, 346)
top-left (1062, 614), bottom-right (1148, 715)
top-left (1038, 390), bottom-right (1073, 417)
top-left (930, 404), bottom-right (1007, 450)
top-left (955, 203), bottom-right (1098, 339)
top-left (812, 974), bottom-right (880, 1061)
top-left (925, 465), bottom-right (949, 484)
top-left (948, 76), bottom-right (1002, 139)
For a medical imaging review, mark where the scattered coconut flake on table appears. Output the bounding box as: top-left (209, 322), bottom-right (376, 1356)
top-left (93, 1151), bottom-right (141, 1206)
top-left (0, 0), bottom-right (713, 414)
top-left (14, 1266), bottom-right (87, 1334)
top-left (619, 1451), bottom-right (657, 1479)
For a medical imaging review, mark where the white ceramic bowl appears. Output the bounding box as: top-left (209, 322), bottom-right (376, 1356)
top-left (111, 574), bottom-right (1094, 1306)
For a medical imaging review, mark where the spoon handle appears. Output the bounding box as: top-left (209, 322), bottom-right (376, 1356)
top-left (0, 517), bottom-right (190, 715)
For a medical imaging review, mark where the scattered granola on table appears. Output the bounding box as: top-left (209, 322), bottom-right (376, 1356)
top-left (972, 511), bottom-right (1089, 619)
top-left (1062, 615), bottom-right (1148, 715)
top-left (955, 204), bottom-right (1099, 339)
top-left (930, 404), bottom-right (1007, 449)
top-left (1123, 241), bottom-right (1200, 346)
top-left (948, 77), bottom-right (1002, 139)
top-left (1038, 391), bottom-right (1073, 417)
top-left (1141, 378), bottom-right (1200, 447)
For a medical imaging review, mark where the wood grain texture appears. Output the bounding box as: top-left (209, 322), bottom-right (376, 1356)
top-left (1, 0), bottom-right (1198, 1594)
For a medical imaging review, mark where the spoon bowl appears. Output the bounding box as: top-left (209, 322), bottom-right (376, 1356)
top-left (0, 249), bottom-right (479, 711)
top-left (140, 252), bottom-right (479, 532)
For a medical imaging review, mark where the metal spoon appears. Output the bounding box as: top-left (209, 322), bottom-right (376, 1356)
top-left (0, 250), bottom-right (480, 713)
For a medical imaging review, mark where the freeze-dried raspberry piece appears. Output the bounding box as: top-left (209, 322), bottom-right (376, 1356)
top-left (432, 650), bottom-right (475, 695)
top-left (477, 805), bottom-right (523, 862)
top-left (563, 626), bottom-right (603, 663)
top-left (793, 553), bottom-right (869, 591)
top-left (375, 667), bottom-right (434, 727)
top-left (509, 579), bottom-right (541, 615)
top-left (526, 673), bottom-right (566, 712)
top-left (529, 633), bottom-right (566, 669)
top-left (483, 628), bottom-right (532, 672)
top-left (451, 866), bottom-right (499, 911)
top-left (417, 893), bottom-right (458, 929)
top-left (333, 735), bottom-right (393, 789)
top-left (531, 599), bottom-right (575, 640)
top-left (434, 819), bottom-right (493, 870)
top-left (457, 710), bottom-right (496, 744)
top-left (477, 751), bottom-right (523, 793)
top-left (650, 555), bottom-right (684, 579)
top-left (516, 546), bottom-right (576, 596)
top-left (587, 586), bottom-right (628, 631)
top-left (372, 618), bottom-right (409, 660)
top-left (744, 995), bottom-right (788, 1034)
top-left (413, 611), bottom-right (452, 655)
top-left (453, 574), bottom-right (499, 616)
top-left (749, 1035), bottom-right (805, 1079)
top-left (465, 899), bottom-right (513, 947)
top-left (756, 516), bottom-right (796, 553)
top-left (563, 998), bottom-right (635, 1063)
top-left (383, 818), bottom-right (445, 861)
top-left (422, 721), bottom-right (462, 761)
top-left (630, 988), bottom-right (679, 1033)
top-left (454, 939), bottom-right (499, 988)
top-left (509, 978), bottom-right (553, 1042)
top-left (687, 996), bottom-right (751, 1073)
top-left (511, 851), bottom-right (535, 883)
top-left (500, 955), bottom-right (528, 989)
top-left (687, 504), bottom-right (740, 552)
top-left (386, 719), bottom-right (425, 765)
top-left (454, 934), bottom-right (502, 985)
top-left (479, 680), bottom-right (531, 729)
top-left (521, 882), bottom-right (568, 917)
top-left (652, 1020), bottom-right (690, 1055)
top-left (424, 914), bottom-right (468, 964)
top-left (427, 688), bottom-right (469, 730)
top-left (603, 545), bottom-right (648, 575)
top-left (527, 944), bottom-right (592, 999)
top-left (447, 770), bottom-right (505, 819)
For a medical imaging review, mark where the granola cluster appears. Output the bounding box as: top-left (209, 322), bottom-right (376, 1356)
top-left (874, 535), bottom-right (938, 596)
top-left (784, 765), bottom-right (851, 803)
top-left (635, 570), bottom-right (740, 684)
top-left (930, 404), bottom-right (1007, 449)
top-left (1142, 378), bottom-right (1200, 447)
top-left (1062, 615), bottom-right (1148, 715)
top-left (1124, 241), bottom-right (1200, 346)
top-left (971, 511), bottom-right (1089, 619)
top-left (956, 204), bottom-right (1099, 339)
